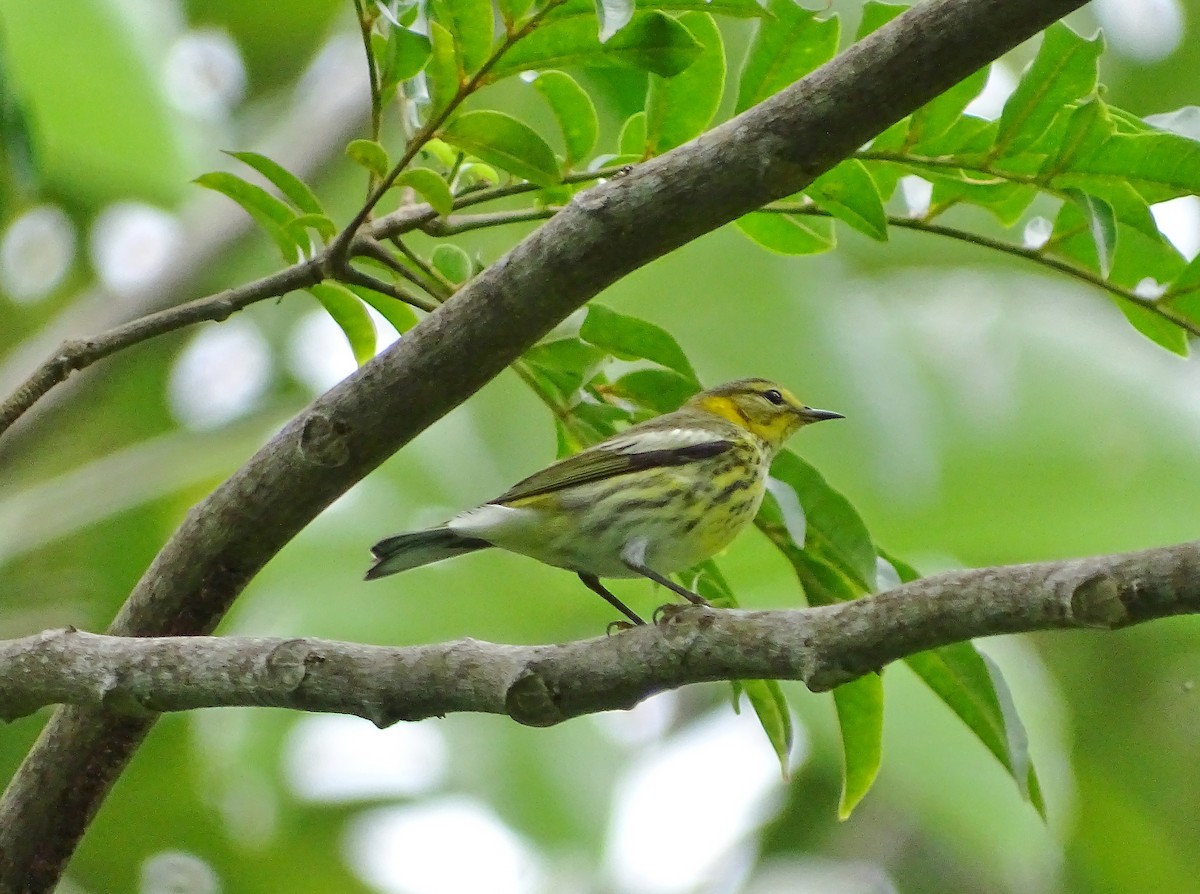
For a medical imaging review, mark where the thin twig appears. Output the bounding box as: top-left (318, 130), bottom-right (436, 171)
top-left (765, 203), bottom-right (1200, 340)
top-left (329, 0), bottom-right (572, 264)
top-left (392, 237), bottom-right (455, 300)
top-left (354, 238), bottom-right (444, 305)
top-left (0, 260), bottom-right (322, 441)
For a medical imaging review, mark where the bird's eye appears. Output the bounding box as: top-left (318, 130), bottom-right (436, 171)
top-left (762, 389), bottom-right (785, 405)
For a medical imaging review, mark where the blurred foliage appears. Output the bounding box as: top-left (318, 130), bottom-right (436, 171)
top-left (3, 0), bottom-right (1200, 893)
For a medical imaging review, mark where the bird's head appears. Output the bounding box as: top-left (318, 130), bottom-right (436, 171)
top-left (687, 378), bottom-right (843, 449)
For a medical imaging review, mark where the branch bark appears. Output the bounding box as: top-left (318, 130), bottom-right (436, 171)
top-left (2, 540), bottom-right (1198, 726)
top-left (0, 0), bottom-right (1092, 890)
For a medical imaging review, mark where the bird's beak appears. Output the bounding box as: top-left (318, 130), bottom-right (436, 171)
top-left (799, 407), bottom-right (844, 423)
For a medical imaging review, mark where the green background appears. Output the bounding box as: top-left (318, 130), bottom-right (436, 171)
top-left (1, 1), bottom-right (1199, 892)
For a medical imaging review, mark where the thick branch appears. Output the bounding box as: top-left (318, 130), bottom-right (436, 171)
top-left (3, 540), bottom-right (1197, 724)
top-left (0, 1), bottom-right (1092, 890)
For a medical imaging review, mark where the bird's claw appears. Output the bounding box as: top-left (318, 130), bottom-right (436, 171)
top-left (607, 620), bottom-right (638, 635)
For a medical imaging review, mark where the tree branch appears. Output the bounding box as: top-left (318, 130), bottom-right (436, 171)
top-left (3, 539), bottom-right (1196, 724)
top-left (0, 0), bottom-right (1092, 890)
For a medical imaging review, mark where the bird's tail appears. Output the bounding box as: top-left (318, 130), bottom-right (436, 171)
top-left (365, 527), bottom-right (490, 580)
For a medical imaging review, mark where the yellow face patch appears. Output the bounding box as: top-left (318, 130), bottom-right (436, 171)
top-left (696, 394), bottom-right (752, 429)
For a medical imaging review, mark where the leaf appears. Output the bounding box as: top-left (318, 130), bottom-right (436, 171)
top-left (285, 212), bottom-right (337, 245)
top-left (994, 23), bottom-right (1103, 157)
top-left (441, 110), bottom-right (561, 186)
top-left (351, 285), bottom-right (421, 335)
top-left (742, 678), bottom-right (795, 778)
top-left (308, 283), bottom-right (377, 366)
top-left (595, 0), bottom-right (635, 42)
top-left (832, 673), bottom-right (884, 819)
top-left (646, 0), bottom-right (770, 16)
top-left (1061, 131), bottom-right (1200, 204)
top-left (194, 171), bottom-right (300, 262)
top-left (377, 27), bottom-right (433, 89)
top-left (346, 139), bottom-right (390, 180)
top-left (395, 167), bottom-right (454, 215)
top-left (487, 10), bottom-right (703, 80)
top-left (429, 0), bottom-right (496, 75)
top-left (735, 212), bottom-right (835, 255)
top-left (497, 0), bottom-right (536, 27)
top-left (736, 0), bottom-right (839, 113)
top-left (760, 448), bottom-right (877, 593)
top-left (609, 368), bottom-right (698, 413)
top-left (225, 151), bottom-right (324, 215)
top-left (580, 304), bottom-right (699, 380)
top-left (1064, 188), bottom-right (1117, 279)
top-left (855, 0), bottom-right (906, 39)
top-left (907, 66), bottom-right (989, 150)
top-left (644, 12), bottom-right (724, 154)
top-left (619, 111), bottom-right (647, 156)
top-left (927, 173), bottom-right (1039, 228)
top-left (806, 159), bottom-right (888, 241)
top-left (523, 337), bottom-right (610, 398)
top-left (427, 21), bottom-right (460, 114)
top-left (432, 243), bottom-right (473, 284)
top-left (532, 70), bottom-right (599, 166)
top-left (905, 643), bottom-right (1046, 818)
top-left (1038, 98), bottom-right (1114, 178)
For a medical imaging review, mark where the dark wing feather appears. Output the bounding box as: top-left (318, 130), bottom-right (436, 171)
top-left (493, 440), bottom-right (733, 504)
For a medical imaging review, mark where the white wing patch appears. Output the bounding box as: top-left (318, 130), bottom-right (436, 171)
top-left (605, 428), bottom-right (720, 454)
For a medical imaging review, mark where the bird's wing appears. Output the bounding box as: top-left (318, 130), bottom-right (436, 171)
top-left (493, 428), bottom-right (734, 504)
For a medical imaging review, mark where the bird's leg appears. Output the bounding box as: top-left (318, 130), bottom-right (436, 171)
top-left (578, 573), bottom-right (646, 626)
top-left (619, 540), bottom-right (711, 607)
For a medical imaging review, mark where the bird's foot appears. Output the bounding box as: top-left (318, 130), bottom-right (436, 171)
top-left (606, 620), bottom-right (639, 635)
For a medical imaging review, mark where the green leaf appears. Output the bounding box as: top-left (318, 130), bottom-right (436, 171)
top-left (429, 0), bottom-right (496, 75)
top-left (395, 167), bottom-right (454, 215)
top-left (1065, 188), bottom-right (1116, 279)
top-left (742, 678), bottom-right (794, 778)
top-left (194, 170), bottom-right (300, 262)
top-left (736, 0), bottom-right (839, 113)
top-left (432, 243), bottom-right (473, 284)
top-left (619, 111), bottom-right (647, 156)
top-left (1062, 131), bottom-right (1200, 203)
top-left (644, 0), bottom-right (770, 16)
top-left (285, 212), bottom-right (337, 245)
top-left (927, 173), bottom-right (1039, 228)
top-left (350, 285), bottom-right (421, 335)
top-left (855, 0), bottom-right (905, 39)
top-left (580, 304), bottom-right (699, 380)
top-left (905, 643), bottom-right (1046, 818)
top-left (595, 0), bottom-right (635, 42)
top-left (225, 151), bottom-right (324, 215)
top-left (761, 448), bottom-right (877, 593)
top-left (346, 139), bottom-right (390, 180)
top-left (497, 0), bottom-right (536, 27)
top-left (531, 70), bottom-right (599, 166)
top-left (644, 12), bottom-right (724, 154)
top-left (441, 110), bottom-right (561, 187)
top-left (1038, 98), bottom-right (1114, 178)
top-left (427, 20), bottom-right (460, 114)
top-left (832, 673), bottom-right (884, 819)
top-left (308, 283), bottom-right (376, 366)
top-left (377, 27), bottom-right (433, 89)
top-left (1050, 199), bottom-right (1189, 354)
top-left (488, 10), bottom-right (703, 80)
top-left (609, 368), bottom-right (698, 413)
top-left (806, 159), bottom-right (887, 241)
top-left (523, 337), bottom-right (610, 398)
top-left (735, 212), bottom-right (835, 255)
top-left (908, 66), bottom-right (989, 150)
top-left (994, 23), bottom-right (1103, 157)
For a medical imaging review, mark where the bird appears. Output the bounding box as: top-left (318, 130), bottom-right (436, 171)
top-left (365, 378), bottom-right (842, 625)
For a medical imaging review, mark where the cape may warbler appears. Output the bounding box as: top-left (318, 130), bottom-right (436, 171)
top-left (366, 378), bottom-right (842, 625)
